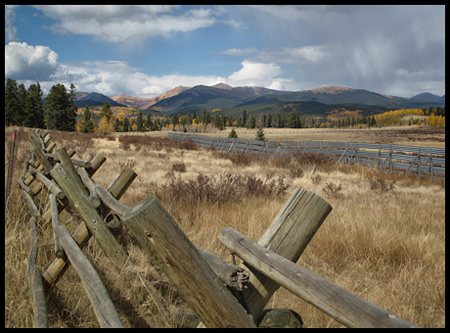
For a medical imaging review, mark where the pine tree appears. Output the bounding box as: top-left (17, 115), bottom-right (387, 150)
top-left (79, 105), bottom-right (95, 133)
top-left (100, 102), bottom-right (113, 121)
top-left (44, 83), bottom-right (77, 131)
top-left (113, 117), bottom-right (122, 132)
top-left (145, 115), bottom-right (153, 131)
top-left (255, 126), bottom-right (266, 142)
top-left (122, 117), bottom-right (130, 132)
top-left (248, 115), bottom-right (256, 129)
top-left (228, 128), bottom-right (238, 138)
top-left (136, 111), bottom-right (145, 132)
top-left (16, 83), bottom-right (28, 126)
top-left (5, 78), bottom-right (22, 126)
top-left (26, 82), bottom-right (45, 128)
top-left (242, 110), bottom-right (248, 127)
top-left (287, 111), bottom-right (301, 128)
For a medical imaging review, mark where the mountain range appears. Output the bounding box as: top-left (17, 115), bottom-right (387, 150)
top-left (73, 84), bottom-right (444, 117)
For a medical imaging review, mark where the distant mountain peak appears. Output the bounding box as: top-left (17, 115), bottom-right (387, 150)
top-left (212, 82), bottom-right (233, 90)
top-left (410, 92), bottom-right (445, 104)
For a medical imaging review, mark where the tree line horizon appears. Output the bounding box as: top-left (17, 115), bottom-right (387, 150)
top-left (5, 79), bottom-right (445, 133)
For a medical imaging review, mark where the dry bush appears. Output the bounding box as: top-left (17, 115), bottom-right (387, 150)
top-left (289, 165), bottom-right (304, 178)
top-left (220, 151), bottom-right (255, 166)
top-left (311, 174), bottom-right (323, 184)
top-left (156, 173), bottom-right (289, 207)
top-left (322, 182), bottom-right (343, 198)
top-left (369, 176), bottom-right (396, 192)
top-left (171, 162), bottom-right (187, 173)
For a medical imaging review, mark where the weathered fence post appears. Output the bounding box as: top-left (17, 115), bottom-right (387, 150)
top-left (122, 196), bottom-right (256, 328)
top-left (43, 166), bottom-right (136, 288)
top-left (237, 188), bottom-right (332, 323)
top-left (50, 162), bottom-right (130, 273)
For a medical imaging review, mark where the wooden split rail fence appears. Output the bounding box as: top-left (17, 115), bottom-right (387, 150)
top-left (18, 129), bottom-right (419, 328)
top-left (168, 132), bottom-right (445, 178)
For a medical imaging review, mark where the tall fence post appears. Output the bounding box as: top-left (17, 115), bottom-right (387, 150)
top-left (236, 188), bottom-right (332, 323)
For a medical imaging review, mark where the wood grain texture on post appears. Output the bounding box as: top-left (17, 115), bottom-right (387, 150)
top-left (122, 196), bottom-right (256, 328)
top-left (50, 162), bottom-right (130, 273)
top-left (220, 227), bottom-right (419, 328)
top-left (239, 188), bottom-right (333, 321)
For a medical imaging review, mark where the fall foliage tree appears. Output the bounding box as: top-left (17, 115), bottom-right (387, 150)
top-left (96, 115), bottom-right (115, 134)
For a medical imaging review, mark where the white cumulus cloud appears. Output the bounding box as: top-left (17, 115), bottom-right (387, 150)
top-left (5, 42), bottom-right (59, 81)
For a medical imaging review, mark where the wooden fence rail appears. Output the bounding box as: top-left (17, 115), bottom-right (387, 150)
top-left (168, 132), bottom-right (445, 178)
top-left (16, 128), bottom-right (420, 328)
top-left (219, 227), bottom-right (419, 328)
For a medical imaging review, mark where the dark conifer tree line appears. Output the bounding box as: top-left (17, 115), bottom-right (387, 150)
top-left (5, 78), bottom-right (77, 131)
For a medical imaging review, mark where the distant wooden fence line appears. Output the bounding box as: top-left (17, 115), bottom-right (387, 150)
top-left (17, 129), bottom-right (419, 328)
top-left (168, 132), bottom-right (445, 178)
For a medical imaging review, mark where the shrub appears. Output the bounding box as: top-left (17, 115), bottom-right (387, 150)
top-left (157, 173), bottom-right (289, 206)
top-left (311, 174), bottom-right (323, 184)
top-left (289, 165), bottom-right (304, 178)
top-left (369, 176), bottom-right (395, 192)
top-left (322, 182), bottom-right (343, 198)
top-left (171, 162), bottom-right (187, 173)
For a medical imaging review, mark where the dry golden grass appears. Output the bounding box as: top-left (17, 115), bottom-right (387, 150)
top-left (174, 125), bottom-right (445, 148)
top-left (4, 126), bottom-right (445, 328)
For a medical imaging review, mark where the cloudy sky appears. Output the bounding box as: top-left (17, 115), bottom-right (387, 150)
top-left (5, 5), bottom-right (445, 98)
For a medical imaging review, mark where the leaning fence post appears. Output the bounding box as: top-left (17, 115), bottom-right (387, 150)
top-left (122, 196), bottom-right (256, 328)
top-left (50, 162), bottom-right (130, 273)
top-left (43, 166), bottom-right (136, 288)
top-left (237, 188), bottom-right (332, 323)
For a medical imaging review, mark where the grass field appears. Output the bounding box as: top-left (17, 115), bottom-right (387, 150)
top-left (4, 126), bottom-right (445, 328)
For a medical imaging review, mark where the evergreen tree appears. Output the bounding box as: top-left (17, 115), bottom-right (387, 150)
top-left (26, 82), bottom-right (45, 128)
top-left (44, 83), bottom-right (77, 131)
top-left (122, 117), bottom-right (130, 132)
top-left (287, 111), bottom-right (301, 128)
top-left (16, 83), bottom-right (28, 126)
top-left (100, 101), bottom-right (113, 121)
top-left (144, 115), bottom-right (153, 131)
top-left (228, 128), bottom-right (238, 138)
top-left (248, 115), bottom-right (256, 128)
top-left (255, 126), bottom-right (266, 142)
top-left (5, 78), bottom-right (22, 126)
top-left (79, 105), bottom-right (95, 133)
top-left (242, 110), bottom-right (248, 127)
top-left (113, 117), bottom-right (122, 132)
top-left (136, 111), bottom-right (145, 132)
top-left (267, 113), bottom-right (273, 127)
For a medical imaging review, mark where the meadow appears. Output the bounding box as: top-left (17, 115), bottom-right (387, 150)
top-left (4, 126), bottom-right (445, 328)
